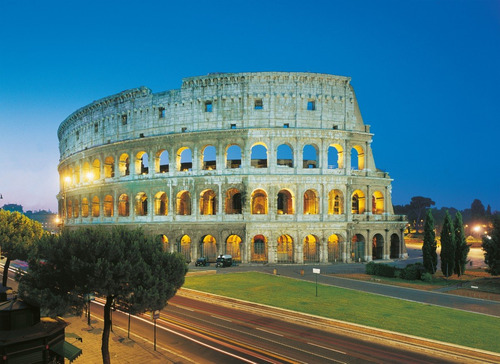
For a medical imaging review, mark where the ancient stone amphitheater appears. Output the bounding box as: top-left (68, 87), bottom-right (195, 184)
top-left (57, 72), bottom-right (407, 264)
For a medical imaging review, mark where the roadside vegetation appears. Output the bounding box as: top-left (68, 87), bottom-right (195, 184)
top-left (184, 272), bottom-right (500, 353)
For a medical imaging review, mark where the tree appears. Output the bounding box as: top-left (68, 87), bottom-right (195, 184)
top-left (471, 199), bottom-right (486, 222)
top-left (408, 197), bottom-right (435, 232)
top-left (0, 210), bottom-right (45, 287)
top-left (440, 211), bottom-right (455, 277)
top-left (18, 226), bottom-right (188, 364)
top-left (482, 217), bottom-right (500, 275)
top-left (453, 212), bottom-right (470, 277)
top-left (422, 209), bottom-right (437, 273)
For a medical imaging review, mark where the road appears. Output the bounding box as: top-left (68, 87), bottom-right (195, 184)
top-left (93, 293), bottom-right (472, 364)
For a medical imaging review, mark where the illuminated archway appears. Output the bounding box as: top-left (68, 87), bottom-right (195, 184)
top-left (154, 192), bottom-right (168, 216)
top-left (104, 156), bottom-right (114, 178)
top-left (351, 190), bottom-right (366, 214)
top-left (92, 196), bottom-right (100, 217)
top-left (277, 189), bottom-right (294, 215)
top-left (176, 191), bottom-right (191, 215)
top-left (119, 153), bottom-right (130, 176)
top-left (180, 235), bottom-right (191, 263)
top-left (251, 189), bottom-right (268, 214)
top-left (118, 194), bottom-right (129, 216)
top-left (303, 234), bottom-right (320, 263)
top-left (328, 190), bottom-right (343, 215)
top-left (251, 235), bottom-right (268, 263)
top-left (135, 192), bottom-right (148, 216)
top-left (327, 234), bottom-right (342, 262)
top-left (372, 191), bottom-right (384, 214)
top-left (92, 159), bottom-right (100, 180)
top-left (372, 234), bottom-right (384, 260)
top-left (277, 234), bottom-right (293, 263)
top-left (200, 189), bottom-right (216, 215)
top-left (200, 235), bottom-right (217, 261)
top-left (103, 195), bottom-right (113, 217)
top-left (225, 188), bottom-right (242, 214)
top-left (81, 198), bottom-right (89, 217)
top-left (303, 189), bottom-right (319, 215)
top-left (226, 235), bottom-right (242, 262)
top-left (135, 151), bottom-right (148, 175)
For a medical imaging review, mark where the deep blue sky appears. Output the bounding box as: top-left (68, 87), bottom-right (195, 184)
top-left (1, 0), bottom-right (499, 212)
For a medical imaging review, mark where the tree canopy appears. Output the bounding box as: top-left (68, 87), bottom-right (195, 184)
top-left (0, 210), bottom-right (45, 287)
top-left (18, 226), bottom-right (188, 364)
top-left (483, 217), bottom-right (500, 276)
top-left (440, 211), bottom-right (455, 277)
top-left (422, 209), bottom-right (437, 274)
top-left (453, 211), bottom-right (470, 277)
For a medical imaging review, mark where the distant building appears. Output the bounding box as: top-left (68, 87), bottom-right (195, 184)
top-left (25, 211), bottom-right (59, 234)
top-left (57, 72), bottom-right (408, 264)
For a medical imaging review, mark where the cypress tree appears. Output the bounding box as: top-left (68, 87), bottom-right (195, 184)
top-left (440, 210), bottom-right (455, 277)
top-left (482, 217), bottom-right (500, 276)
top-left (422, 209), bottom-right (437, 273)
top-left (453, 211), bottom-right (470, 276)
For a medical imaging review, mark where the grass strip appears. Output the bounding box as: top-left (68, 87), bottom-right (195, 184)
top-left (184, 272), bottom-right (500, 353)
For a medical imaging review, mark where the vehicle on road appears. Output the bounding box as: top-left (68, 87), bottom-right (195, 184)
top-left (195, 257), bottom-right (208, 267)
top-left (215, 255), bottom-right (232, 268)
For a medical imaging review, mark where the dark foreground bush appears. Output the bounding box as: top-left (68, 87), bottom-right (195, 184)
top-left (400, 263), bottom-right (426, 281)
top-left (365, 262), bottom-right (397, 277)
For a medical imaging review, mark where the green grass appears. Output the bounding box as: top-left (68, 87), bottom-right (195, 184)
top-left (184, 272), bottom-right (500, 353)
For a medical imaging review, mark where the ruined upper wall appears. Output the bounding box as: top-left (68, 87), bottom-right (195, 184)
top-left (58, 72), bottom-right (368, 160)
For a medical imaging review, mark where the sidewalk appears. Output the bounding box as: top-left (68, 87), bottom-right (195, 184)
top-left (62, 314), bottom-right (174, 363)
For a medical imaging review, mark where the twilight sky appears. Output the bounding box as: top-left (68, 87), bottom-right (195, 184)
top-left (0, 0), bottom-right (499, 213)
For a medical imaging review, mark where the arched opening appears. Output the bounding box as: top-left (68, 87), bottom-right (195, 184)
top-left (351, 234), bottom-right (365, 262)
top-left (92, 159), bottom-right (100, 180)
top-left (225, 188), bottom-right (242, 214)
top-left (92, 196), bottom-right (100, 217)
top-left (303, 235), bottom-right (320, 263)
top-left (104, 156), bottom-right (114, 178)
top-left (157, 150), bottom-right (169, 173)
top-left (251, 235), bottom-right (268, 263)
top-left (200, 189), bottom-right (216, 215)
top-left (226, 144), bottom-right (242, 169)
top-left (277, 234), bottom-right (293, 263)
top-left (200, 235), bottom-right (217, 262)
top-left (328, 234), bottom-right (341, 262)
top-left (118, 194), bottom-right (129, 216)
top-left (277, 144), bottom-right (293, 167)
top-left (372, 234), bottom-right (384, 260)
top-left (390, 234), bottom-right (400, 259)
top-left (251, 144), bottom-right (267, 168)
top-left (66, 199), bottom-right (72, 219)
top-left (160, 234), bottom-right (169, 252)
top-left (103, 195), bottom-right (113, 217)
top-left (82, 162), bottom-right (91, 182)
top-left (277, 189), bottom-right (294, 214)
top-left (251, 189), bottom-right (268, 214)
top-left (202, 145), bottom-right (216, 170)
top-left (303, 189), bottom-right (319, 215)
top-left (176, 191), bottom-right (191, 215)
top-left (135, 151), bottom-right (149, 175)
top-left (135, 192), bottom-right (148, 216)
top-left (328, 190), bottom-right (343, 214)
top-left (119, 153), bottom-right (130, 176)
top-left (179, 235), bottom-right (191, 263)
top-left (154, 192), bottom-right (168, 216)
top-left (328, 144), bottom-right (344, 169)
top-left (81, 198), bottom-right (89, 218)
top-left (351, 190), bottom-right (366, 214)
top-left (177, 147), bottom-right (192, 171)
top-left (302, 144), bottom-right (318, 168)
top-left (226, 235), bottom-right (242, 262)
top-left (372, 191), bottom-right (384, 214)
top-left (73, 199), bottom-right (79, 218)
top-left (351, 145), bottom-right (365, 170)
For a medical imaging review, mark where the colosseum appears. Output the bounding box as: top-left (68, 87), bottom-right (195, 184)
top-left (57, 72), bottom-right (407, 265)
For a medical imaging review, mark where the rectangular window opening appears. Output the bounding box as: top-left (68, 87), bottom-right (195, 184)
top-left (94, 123), bottom-right (99, 133)
top-left (159, 107), bottom-right (165, 118)
top-left (231, 124), bottom-right (236, 129)
top-left (122, 114), bottom-right (128, 125)
top-left (307, 100), bottom-right (316, 111)
top-left (332, 125), bottom-right (338, 130)
top-left (254, 99), bottom-right (263, 110)
top-left (182, 127), bottom-right (187, 133)
top-left (205, 101), bottom-right (213, 112)
top-left (283, 123), bottom-right (289, 128)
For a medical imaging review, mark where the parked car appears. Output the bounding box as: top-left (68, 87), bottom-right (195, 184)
top-left (195, 257), bottom-right (208, 267)
top-left (215, 255), bottom-right (232, 268)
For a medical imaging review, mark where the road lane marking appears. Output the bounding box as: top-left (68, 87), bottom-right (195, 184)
top-left (211, 314), bottom-right (233, 322)
top-left (256, 327), bottom-right (284, 336)
top-left (308, 342), bottom-right (347, 355)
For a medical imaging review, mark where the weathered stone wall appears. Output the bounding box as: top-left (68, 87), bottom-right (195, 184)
top-left (57, 72), bottom-right (407, 265)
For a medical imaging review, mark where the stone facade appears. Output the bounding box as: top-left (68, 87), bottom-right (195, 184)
top-left (57, 72), bottom-right (407, 264)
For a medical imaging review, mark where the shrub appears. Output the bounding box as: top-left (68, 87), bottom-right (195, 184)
top-left (421, 272), bottom-right (433, 282)
top-left (365, 262), bottom-right (397, 278)
top-left (400, 263), bottom-right (425, 281)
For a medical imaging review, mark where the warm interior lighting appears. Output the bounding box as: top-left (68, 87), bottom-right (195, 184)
top-left (87, 172), bottom-right (94, 181)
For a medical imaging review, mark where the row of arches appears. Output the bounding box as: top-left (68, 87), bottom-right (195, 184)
top-left (63, 188), bottom-right (385, 218)
top-left (161, 232), bottom-right (401, 263)
top-left (60, 142), bottom-right (367, 186)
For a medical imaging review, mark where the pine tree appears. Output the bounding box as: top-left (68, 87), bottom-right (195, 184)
top-left (422, 209), bottom-right (437, 273)
top-left (453, 211), bottom-right (470, 276)
top-left (483, 217), bottom-right (500, 275)
top-left (440, 210), bottom-right (455, 277)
